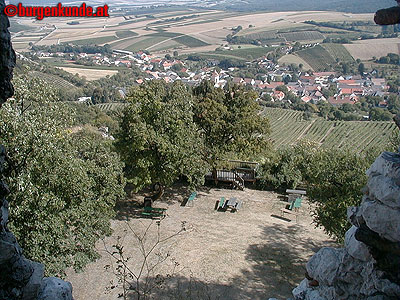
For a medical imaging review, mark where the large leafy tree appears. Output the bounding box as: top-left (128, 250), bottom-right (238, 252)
top-left (116, 80), bottom-right (207, 191)
top-left (258, 142), bottom-right (377, 242)
top-left (305, 148), bottom-right (375, 241)
top-left (0, 76), bottom-right (125, 276)
top-left (192, 81), bottom-right (270, 168)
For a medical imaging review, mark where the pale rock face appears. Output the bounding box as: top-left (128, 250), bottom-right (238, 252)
top-left (306, 248), bottom-right (344, 286)
top-left (367, 174), bottom-right (400, 208)
top-left (366, 152), bottom-right (400, 182)
top-left (291, 149), bottom-right (400, 300)
top-left (345, 225), bottom-right (372, 262)
top-left (360, 197), bottom-right (400, 243)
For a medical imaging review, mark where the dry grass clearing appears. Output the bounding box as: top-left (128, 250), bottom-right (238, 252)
top-left (279, 54), bottom-right (313, 71)
top-left (66, 184), bottom-right (336, 300)
top-left (344, 38), bottom-right (400, 60)
top-left (58, 67), bottom-right (118, 80)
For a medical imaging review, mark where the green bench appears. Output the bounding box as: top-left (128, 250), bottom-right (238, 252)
top-left (281, 197), bottom-right (302, 222)
top-left (141, 207), bottom-right (167, 219)
top-left (217, 197), bottom-right (226, 210)
top-left (186, 191), bottom-right (197, 207)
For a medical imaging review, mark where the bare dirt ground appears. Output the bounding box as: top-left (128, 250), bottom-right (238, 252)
top-left (66, 184), bottom-right (337, 300)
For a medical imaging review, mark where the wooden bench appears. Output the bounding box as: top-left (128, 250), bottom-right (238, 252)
top-left (186, 191), bottom-right (197, 207)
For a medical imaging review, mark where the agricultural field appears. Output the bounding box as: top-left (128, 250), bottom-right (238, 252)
top-left (321, 43), bottom-right (354, 62)
top-left (187, 46), bottom-right (274, 61)
top-left (70, 36), bottom-right (119, 46)
top-left (296, 45), bottom-right (337, 71)
top-left (95, 102), bottom-right (128, 111)
top-left (279, 31), bottom-right (324, 42)
top-left (278, 54), bottom-right (313, 70)
top-left (344, 38), bottom-right (400, 60)
top-left (58, 67), bottom-right (118, 81)
top-left (263, 108), bottom-right (396, 152)
top-left (115, 30), bottom-right (139, 38)
top-left (10, 9), bottom-right (375, 57)
top-left (29, 71), bottom-right (79, 91)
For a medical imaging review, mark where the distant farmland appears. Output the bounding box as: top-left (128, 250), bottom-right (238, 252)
top-left (263, 108), bottom-right (396, 152)
top-left (344, 38), bottom-right (400, 60)
top-left (296, 45), bottom-right (337, 71)
top-left (321, 43), bottom-right (354, 62)
top-left (279, 30), bottom-right (324, 41)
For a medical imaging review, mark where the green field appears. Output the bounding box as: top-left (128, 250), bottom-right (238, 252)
top-left (71, 36), bottom-right (118, 46)
top-left (9, 21), bottom-right (34, 33)
top-left (116, 30), bottom-right (139, 39)
top-left (279, 31), bottom-right (324, 41)
top-left (321, 43), bottom-right (355, 62)
top-left (30, 71), bottom-right (79, 91)
top-left (296, 45), bottom-right (337, 71)
top-left (264, 108), bottom-right (396, 152)
top-left (189, 46), bottom-right (274, 61)
top-left (173, 35), bottom-right (209, 47)
top-left (95, 102), bottom-right (128, 111)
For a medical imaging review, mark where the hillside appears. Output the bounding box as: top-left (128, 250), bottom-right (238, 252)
top-left (264, 108), bottom-right (396, 152)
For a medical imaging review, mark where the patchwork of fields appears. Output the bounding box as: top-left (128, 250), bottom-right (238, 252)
top-left (263, 108), bottom-right (396, 152)
top-left (11, 9), bottom-right (380, 58)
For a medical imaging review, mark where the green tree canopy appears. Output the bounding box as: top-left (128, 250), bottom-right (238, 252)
top-left (1, 76), bottom-right (125, 276)
top-left (116, 80), bottom-right (207, 191)
top-left (258, 141), bottom-right (378, 242)
top-left (192, 81), bottom-right (271, 168)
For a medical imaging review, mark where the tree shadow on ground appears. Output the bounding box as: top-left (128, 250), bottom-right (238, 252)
top-left (120, 224), bottom-right (337, 300)
top-left (114, 183), bottom-right (214, 221)
top-left (228, 223), bottom-right (337, 299)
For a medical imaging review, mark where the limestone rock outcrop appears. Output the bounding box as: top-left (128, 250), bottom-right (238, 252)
top-left (292, 150), bottom-right (400, 300)
top-left (0, 2), bottom-right (73, 299)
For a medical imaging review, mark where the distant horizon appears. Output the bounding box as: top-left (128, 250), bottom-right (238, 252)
top-left (5, 0), bottom-right (396, 14)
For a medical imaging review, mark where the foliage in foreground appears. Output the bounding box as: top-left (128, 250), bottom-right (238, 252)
top-left (1, 76), bottom-right (125, 276)
top-left (258, 142), bottom-right (378, 241)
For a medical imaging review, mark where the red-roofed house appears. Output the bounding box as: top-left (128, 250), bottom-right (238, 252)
top-left (266, 82), bottom-right (284, 90)
top-left (301, 96), bottom-right (312, 103)
top-left (338, 80), bottom-right (357, 85)
top-left (328, 95), bottom-right (359, 106)
top-left (273, 91), bottom-right (285, 101)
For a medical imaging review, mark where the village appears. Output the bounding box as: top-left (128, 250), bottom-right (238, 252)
top-left (29, 45), bottom-right (392, 112)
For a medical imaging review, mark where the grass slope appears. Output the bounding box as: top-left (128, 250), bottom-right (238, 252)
top-left (173, 35), bottom-right (209, 47)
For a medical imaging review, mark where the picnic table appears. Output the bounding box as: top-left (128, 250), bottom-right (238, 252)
top-left (218, 197), bottom-right (242, 211)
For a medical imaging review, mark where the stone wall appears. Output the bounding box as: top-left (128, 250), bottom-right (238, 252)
top-left (0, 1), bottom-right (73, 299)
